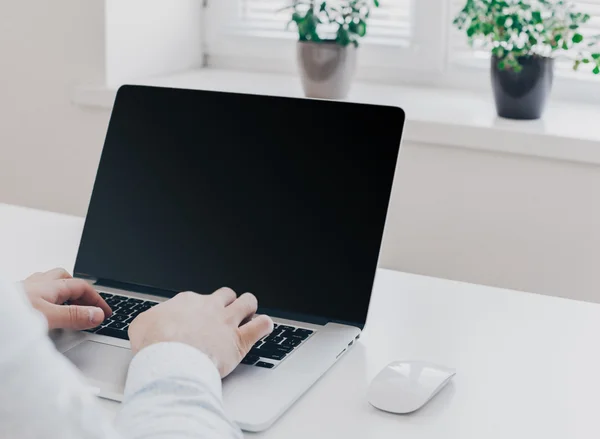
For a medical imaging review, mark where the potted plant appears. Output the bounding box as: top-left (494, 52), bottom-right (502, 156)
top-left (284, 0), bottom-right (379, 99)
top-left (454, 0), bottom-right (600, 120)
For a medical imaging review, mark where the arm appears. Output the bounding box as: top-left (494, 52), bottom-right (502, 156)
top-left (116, 343), bottom-right (242, 439)
top-left (0, 278), bottom-right (123, 439)
top-left (120, 289), bottom-right (276, 438)
top-left (1, 270), bottom-right (254, 439)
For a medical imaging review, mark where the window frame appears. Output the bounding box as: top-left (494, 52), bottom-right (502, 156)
top-left (203, 0), bottom-right (600, 103)
top-left (204, 0), bottom-right (449, 83)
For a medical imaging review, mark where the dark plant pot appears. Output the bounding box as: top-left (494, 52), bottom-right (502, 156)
top-left (491, 55), bottom-right (554, 120)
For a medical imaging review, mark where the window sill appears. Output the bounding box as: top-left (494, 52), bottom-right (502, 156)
top-left (72, 68), bottom-right (600, 166)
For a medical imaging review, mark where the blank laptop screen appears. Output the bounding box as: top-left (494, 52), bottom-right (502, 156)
top-left (75, 86), bottom-right (404, 327)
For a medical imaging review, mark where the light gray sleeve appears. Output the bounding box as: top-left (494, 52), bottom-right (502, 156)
top-left (0, 278), bottom-right (241, 439)
top-left (115, 342), bottom-right (243, 439)
top-left (0, 279), bottom-right (123, 439)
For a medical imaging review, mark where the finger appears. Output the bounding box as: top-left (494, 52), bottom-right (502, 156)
top-left (212, 287), bottom-right (237, 306)
top-left (39, 302), bottom-right (106, 330)
top-left (43, 267), bottom-right (72, 280)
top-left (226, 293), bottom-right (258, 326)
top-left (54, 279), bottom-right (112, 318)
top-left (238, 315), bottom-right (274, 354)
top-left (24, 271), bottom-right (44, 282)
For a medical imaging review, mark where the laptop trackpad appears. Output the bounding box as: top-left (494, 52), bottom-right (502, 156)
top-left (64, 341), bottom-right (133, 401)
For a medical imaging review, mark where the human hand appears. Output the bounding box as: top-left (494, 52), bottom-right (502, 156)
top-left (128, 288), bottom-right (274, 377)
top-left (22, 268), bottom-right (112, 330)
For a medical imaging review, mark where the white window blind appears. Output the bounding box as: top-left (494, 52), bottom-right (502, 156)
top-left (578, 1), bottom-right (600, 39)
top-left (237, 0), bottom-right (414, 45)
top-left (449, 0), bottom-right (600, 72)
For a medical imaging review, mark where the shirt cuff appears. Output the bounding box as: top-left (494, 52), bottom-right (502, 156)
top-left (124, 342), bottom-right (222, 399)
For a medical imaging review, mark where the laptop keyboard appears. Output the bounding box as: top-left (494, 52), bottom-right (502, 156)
top-left (86, 293), bottom-right (314, 369)
top-left (241, 324), bottom-right (314, 369)
top-left (83, 292), bottom-right (159, 339)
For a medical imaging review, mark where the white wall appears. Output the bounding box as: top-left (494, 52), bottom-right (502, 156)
top-left (0, 0), bottom-right (110, 216)
top-left (1, 2), bottom-right (599, 304)
top-left (105, 0), bottom-right (204, 87)
top-left (379, 141), bottom-right (600, 303)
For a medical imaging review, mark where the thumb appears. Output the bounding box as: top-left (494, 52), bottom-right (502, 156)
top-left (41, 303), bottom-right (106, 330)
top-left (238, 314), bottom-right (274, 355)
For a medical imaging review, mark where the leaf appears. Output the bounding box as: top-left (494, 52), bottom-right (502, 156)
top-left (356, 20), bottom-right (367, 37)
top-left (336, 27), bottom-right (350, 46)
top-left (572, 33), bottom-right (584, 44)
top-left (582, 58), bottom-right (590, 63)
top-left (532, 11), bottom-right (542, 24)
top-left (592, 54), bottom-right (600, 60)
top-left (594, 66), bottom-right (600, 74)
top-left (320, 1), bottom-right (327, 11)
top-left (492, 46), bottom-right (505, 58)
top-left (498, 60), bottom-right (506, 70)
top-left (562, 41), bottom-right (569, 50)
top-left (373, 0), bottom-right (379, 7)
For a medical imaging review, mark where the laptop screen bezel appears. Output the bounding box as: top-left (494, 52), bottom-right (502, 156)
top-left (74, 85), bottom-right (405, 329)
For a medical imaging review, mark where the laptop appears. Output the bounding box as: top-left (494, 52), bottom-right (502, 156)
top-left (53, 85), bottom-right (404, 432)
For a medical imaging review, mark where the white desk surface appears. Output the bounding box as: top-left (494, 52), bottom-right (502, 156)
top-left (2, 202), bottom-right (600, 438)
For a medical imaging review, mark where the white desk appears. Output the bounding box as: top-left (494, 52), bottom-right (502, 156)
top-left (2, 202), bottom-right (600, 438)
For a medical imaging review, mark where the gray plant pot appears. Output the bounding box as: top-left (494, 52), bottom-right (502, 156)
top-left (296, 41), bottom-right (357, 100)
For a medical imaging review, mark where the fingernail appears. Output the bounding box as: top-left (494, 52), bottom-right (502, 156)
top-left (89, 307), bottom-right (104, 324)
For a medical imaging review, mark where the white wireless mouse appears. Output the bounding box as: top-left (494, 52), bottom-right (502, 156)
top-left (368, 361), bottom-right (456, 414)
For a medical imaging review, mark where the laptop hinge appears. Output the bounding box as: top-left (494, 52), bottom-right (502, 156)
top-left (74, 275), bottom-right (365, 329)
top-left (74, 273), bottom-right (98, 284)
top-left (77, 276), bottom-right (178, 299)
top-left (258, 307), bottom-right (364, 330)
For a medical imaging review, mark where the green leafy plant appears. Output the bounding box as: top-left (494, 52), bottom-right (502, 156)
top-left (453, 0), bottom-right (600, 73)
top-left (284, 0), bottom-right (379, 47)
